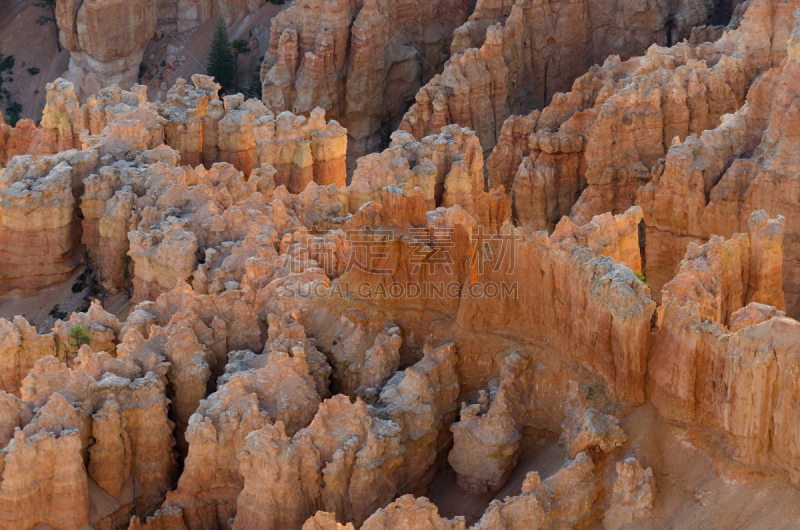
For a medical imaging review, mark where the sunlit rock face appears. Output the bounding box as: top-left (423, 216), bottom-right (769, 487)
top-left (56, 0), bottom-right (158, 99)
top-left (3, 0), bottom-right (800, 528)
top-left (259, 0), bottom-right (471, 165)
top-left (398, 0), bottom-right (744, 155)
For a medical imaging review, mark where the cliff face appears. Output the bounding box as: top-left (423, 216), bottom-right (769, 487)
top-left (639, 5), bottom-right (800, 313)
top-left (0, 157), bottom-right (83, 296)
top-left (398, 0), bottom-right (734, 154)
top-left (647, 212), bottom-right (800, 483)
top-left (486, 0), bottom-right (798, 237)
top-left (5, 0), bottom-right (800, 525)
top-left (53, 0), bottom-right (273, 100)
top-left (56, 0), bottom-right (158, 99)
top-left (260, 0), bottom-right (470, 165)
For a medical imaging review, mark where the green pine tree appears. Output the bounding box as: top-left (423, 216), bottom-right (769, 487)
top-left (67, 325), bottom-right (92, 349)
top-left (207, 16), bottom-right (235, 92)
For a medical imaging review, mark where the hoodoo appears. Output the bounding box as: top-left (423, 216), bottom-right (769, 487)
top-left (1, 0), bottom-right (800, 527)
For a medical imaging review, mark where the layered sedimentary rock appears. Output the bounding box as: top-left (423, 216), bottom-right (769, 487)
top-left (332, 214), bottom-right (654, 404)
top-left (550, 206), bottom-right (643, 272)
top-left (5, 347), bottom-right (178, 525)
top-left (449, 0), bottom-right (517, 53)
top-left (448, 359), bottom-right (527, 493)
top-left (158, 76), bottom-right (218, 168)
top-left (310, 450), bottom-right (601, 530)
top-left (233, 342), bottom-right (459, 528)
top-left (260, 0), bottom-right (470, 164)
top-left (0, 317), bottom-right (59, 396)
top-left (38, 78), bottom-right (88, 156)
top-left (639, 5), bottom-right (800, 312)
top-left (126, 172), bottom-right (293, 302)
top-left (648, 212), bottom-right (800, 482)
top-left (0, 392), bottom-right (90, 529)
top-left (488, 0), bottom-right (798, 235)
top-left (0, 119), bottom-right (39, 166)
top-left (0, 74), bottom-right (357, 296)
top-left (5, 3), bottom-right (800, 524)
top-left (0, 158), bottom-right (82, 296)
top-left (602, 458), bottom-right (656, 530)
top-left (52, 300), bottom-right (123, 359)
top-left (399, 0), bottom-right (732, 153)
top-left (147, 338), bottom-right (326, 528)
top-left (348, 126), bottom-right (510, 229)
top-left (56, 0), bottom-right (158, 99)
top-left (302, 449), bottom-right (605, 530)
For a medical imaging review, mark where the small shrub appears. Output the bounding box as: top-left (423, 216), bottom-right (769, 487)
top-left (634, 271), bottom-right (649, 288)
top-left (68, 325), bottom-right (92, 349)
top-left (27, 67), bottom-right (40, 75)
top-left (49, 305), bottom-right (67, 320)
top-left (5, 102), bottom-right (22, 127)
top-left (122, 253), bottom-right (133, 281)
top-left (72, 270), bottom-right (89, 292)
top-left (84, 250), bottom-right (94, 274)
top-left (89, 275), bottom-right (102, 297)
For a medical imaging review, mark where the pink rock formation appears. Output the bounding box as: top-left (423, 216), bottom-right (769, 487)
top-left (0, 392), bottom-right (91, 529)
top-left (4, 347), bottom-right (179, 524)
top-left (301, 449), bottom-right (604, 529)
top-left (648, 212), bottom-right (800, 482)
top-left (602, 457), bottom-right (656, 530)
top-left (489, 0), bottom-right (798, 236)
top-left (399, 0), bottom-right (726, 153)
top-left (448, 361), bottom-right (525, 493)
top-left (52, 299), bottom-right (122, 360)
top-left (471, 453), bottom-right (600, 529)
top-left (348, 126), bottom-right (510, 229)
top-left (38, 78), bottom-right (88, 156)
top-left (260, 0), bottom-right (470, 164)
top-left (233, 342), bottom-right (459, 528)
top-left (0, 317), bottom-right (59, 396)
top-left (0, 158), bottom-right (81, 296)
top-left (146, 343), bottom-right (323, 528)
top-left (57, 0), bottom-right (158, 99)
top-left (359, 495), bottom-right (463, 529)
top-left (638, 4), bottom-right (800, 312)
top-left (3, 4), bottom-right (800, 526)
top-left (550, 206), bottom-right (643, 272)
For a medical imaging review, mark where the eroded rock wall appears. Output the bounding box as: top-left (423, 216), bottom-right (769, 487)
top-left (648, 212), bottom-right (800, 482)
top-left (260, 0), bottom-right (471, 165)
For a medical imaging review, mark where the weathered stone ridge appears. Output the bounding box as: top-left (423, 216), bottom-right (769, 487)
top-left (398, 0), bottom-right (737, 153)
top-left (260, 0), bottom-right (471, 165)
